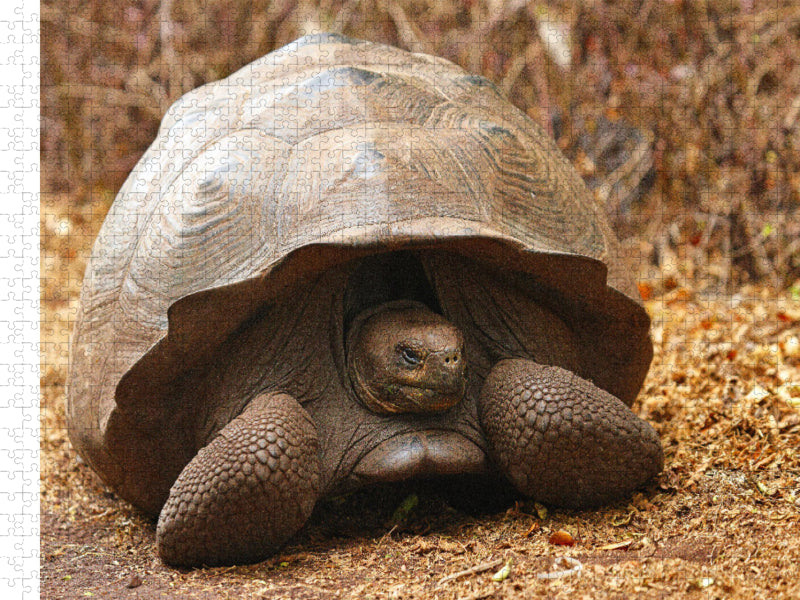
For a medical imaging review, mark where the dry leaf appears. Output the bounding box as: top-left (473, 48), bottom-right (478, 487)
top-left (491, 559), bottom-right (513, 582)
top-left (597, 540), bottom-right (634, 551)
top-left (548, 530), bottom-right (576, 546)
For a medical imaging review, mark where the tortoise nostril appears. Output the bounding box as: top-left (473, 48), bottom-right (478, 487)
top-left (443, 351), bottom-right (461, 366)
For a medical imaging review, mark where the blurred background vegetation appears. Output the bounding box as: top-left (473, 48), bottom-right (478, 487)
top-left (41, 0), bottom-right (800, 292)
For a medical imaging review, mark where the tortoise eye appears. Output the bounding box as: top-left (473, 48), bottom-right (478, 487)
top-left (399, 346), bottom-right (421, 366)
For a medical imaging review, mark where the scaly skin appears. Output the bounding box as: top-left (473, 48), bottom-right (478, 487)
top-left (156, 392), bottom-right (320, 567)
top-left (479, 359), bottom-right (663, 508)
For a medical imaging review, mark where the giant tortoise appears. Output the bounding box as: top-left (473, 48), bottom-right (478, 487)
top-left (68, 33), bottom-right (663, 567)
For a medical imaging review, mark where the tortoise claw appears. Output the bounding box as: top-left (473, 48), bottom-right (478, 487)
top-left (479, 359), bottom-right (663, 508)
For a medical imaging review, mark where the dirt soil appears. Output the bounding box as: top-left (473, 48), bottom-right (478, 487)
top-left (41, 195), bottom-right (800, 599)
top-left (40, 0), bottom-right (800, 596)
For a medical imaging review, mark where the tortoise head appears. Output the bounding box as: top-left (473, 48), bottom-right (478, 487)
top-left (346, 301), bottom-right (466, 414)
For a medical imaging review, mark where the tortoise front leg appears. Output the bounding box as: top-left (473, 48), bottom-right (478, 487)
top-left (156, 392), bottom-right (320, 567)
top-left (479, 359), bottom-right (662, 508)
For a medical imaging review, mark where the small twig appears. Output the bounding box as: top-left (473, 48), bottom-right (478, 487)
top-left (436, 558), bottom-right (504, 587)
top-left (383, 0), bottom-right (431, 55)
top-left (376, 524), bottom-right (398, 548)
top-left (636, 0), bottom-right (654, 25)
top-left (594, 130), bottom-right (654, 208)
top-left (88, 508), bottom-right (113, 520)
top-left (475, 0), bottom-right (528, 39)
top-left (782, 94), bottom-right (800, 131)
top-left (500, 53), bottom-right (528, 95)
top-left (159, 0), bottom-right (181, 108)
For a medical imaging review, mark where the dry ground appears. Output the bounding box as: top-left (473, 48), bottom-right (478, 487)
top-left (41, 195), bottom-right (800, 599)
top-left (41, 0), bottom-right (800, 597)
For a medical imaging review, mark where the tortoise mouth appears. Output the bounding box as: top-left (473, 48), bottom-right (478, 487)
top-left (392, 381), bottom-right (465, 412)
top-left (351, 430), bottom-right (489, 484)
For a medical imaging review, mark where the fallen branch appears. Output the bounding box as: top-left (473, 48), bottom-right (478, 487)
top-left (436, 558), bottom-right (504, 587)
